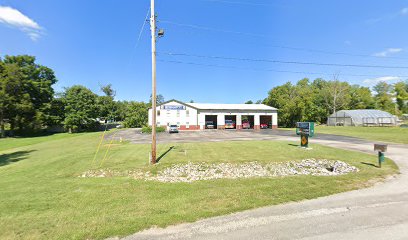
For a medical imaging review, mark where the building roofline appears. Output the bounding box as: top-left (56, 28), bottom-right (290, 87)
top-left (152, 99), bottom-right (199, 110)
top-left (151, 99), bottom-right (278, 111)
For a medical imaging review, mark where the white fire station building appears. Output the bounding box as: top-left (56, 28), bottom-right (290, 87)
top-left (148, 99), bottom-right (278, 130)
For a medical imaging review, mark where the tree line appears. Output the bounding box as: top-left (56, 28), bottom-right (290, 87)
top-left (0, 55), bottom-right (160, 137)
top-left (2, 55), bottom-right (408, 136)
top-left (261, 77), bottom-right (408, 127)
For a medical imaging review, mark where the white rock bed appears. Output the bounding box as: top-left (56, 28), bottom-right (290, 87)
top-left (80, 159), bottom-right (359, 183)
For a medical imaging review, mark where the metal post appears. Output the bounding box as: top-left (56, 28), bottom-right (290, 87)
top-left (150, 0), bottom-right (157, 164)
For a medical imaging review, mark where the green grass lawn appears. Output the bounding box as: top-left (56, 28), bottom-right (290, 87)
top-left (0, 132), bottom-right (399, 239)
top-left (0, 133), bottom-right (85, 152)
top-left (280, 126), bottom-right (408, 144)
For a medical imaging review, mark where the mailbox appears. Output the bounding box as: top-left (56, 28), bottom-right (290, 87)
top-left (374, 144), bottom-right (388, 168)
top-left (374, 144), bottom-right (387, 152)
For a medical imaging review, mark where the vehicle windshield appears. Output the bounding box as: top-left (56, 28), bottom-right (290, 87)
top-left (225, 120), bottom-right (233, 123)
top-left (170, 125), bottom-right (177, 127)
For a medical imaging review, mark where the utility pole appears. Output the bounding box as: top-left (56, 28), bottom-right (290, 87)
top-left (150, 0), bottom-right (157, 164)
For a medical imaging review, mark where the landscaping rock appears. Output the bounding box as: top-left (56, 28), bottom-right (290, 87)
top-left (80, 159), bottom-right (359, 183)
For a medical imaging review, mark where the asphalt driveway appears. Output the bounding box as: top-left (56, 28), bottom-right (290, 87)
top-left (111, 128), bottom-right (370, 145)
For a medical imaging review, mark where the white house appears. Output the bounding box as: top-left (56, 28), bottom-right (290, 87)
top-left (148, 99), bottom-right (278, 130)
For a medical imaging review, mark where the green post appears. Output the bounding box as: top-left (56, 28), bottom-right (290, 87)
top-left (378, 152), bottom-right (385, 168)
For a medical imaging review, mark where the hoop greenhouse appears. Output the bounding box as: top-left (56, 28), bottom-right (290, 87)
top-left (327, 110), bottom-right (397, 127)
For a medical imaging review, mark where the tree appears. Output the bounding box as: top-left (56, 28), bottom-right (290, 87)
top-left (149, 94), bottom-right (164, 106)
top-left (122, 101), bottom-right (149, 128)
top-left (42, 98), bottom-right (66, 127)
top-left (373, 81), bottom-right (395, 114)
top-left (394, 81), bottom-right (408, 114)
top-left (100, 84), bottom-right (116, 98)
top-left (264, 82), bottom-right (300, 127)
top-left (263, 77), bottom-right (379, 127)
top-left (245, 100), bottom-right (253, 104)
top-left (62, 85), bottom-right (99, 133)
top-left (0, 55), bottom-right (57, 134)
top-left (321, 77), bottom-right (350, 114)
top-left (98, 84), bottom-right (117, 122)
top-left (349, 85), bottom-right (375, 110)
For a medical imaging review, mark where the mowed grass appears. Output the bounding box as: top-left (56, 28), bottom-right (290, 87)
top-left (0, 132), bottom-right (399, 240)
top-left (280, 126), bottom-right (408, 144)
top-left (0, 133), bottom-right (85, 152)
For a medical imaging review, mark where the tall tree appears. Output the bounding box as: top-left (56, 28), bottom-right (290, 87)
top-left (149, 94), bottom-right (165, 106)
top-left (122, 101), bottom-right (149, 128)
top-left (373, 81), bottom-right (395, 114)
top-left (321, 77), bottom-right (350, 114)
top-left (0, 55), bottom-right (57, 134)
top-left (62, 85), bottom-right (99, 133)
top-left (245, 100), bottom-right (253, 104)
top-left (0, 60), bottom-right (4, 137)
top-left (394, 81), bottom-right (408, 113)
top-left (349, 85), bottom-right (375, 110)
top-left (100, 84), bottom-right (116, 98)
top-left (98, 84), bottom-right (117, 122)
top-left (264, 81), bottom-right (300, 127)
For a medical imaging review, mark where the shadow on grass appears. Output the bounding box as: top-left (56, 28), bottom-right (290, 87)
top-left (288, 143), bottom-right (299, 147)
top-left (0, 150), bottom-right (36, 167)
top-left (360, 162), bottom-right (380, 168)
top-left (157, 146), bottom-right (175, 163)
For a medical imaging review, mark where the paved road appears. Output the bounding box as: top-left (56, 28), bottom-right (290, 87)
top-left (111, 128), bottom-right (370, 145)
top-left (115, 129), bottom-right (408, 240)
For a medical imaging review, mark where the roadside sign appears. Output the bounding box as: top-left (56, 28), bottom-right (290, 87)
top-left (296, 122), bottom-right (315, 148)
top-left (296, 122), bottom-right (315, 137)
top-left (301, 134), bottom-right (309, 148)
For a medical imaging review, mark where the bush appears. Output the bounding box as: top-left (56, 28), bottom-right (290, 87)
top-left (142, 126), bottom-right (166, 133)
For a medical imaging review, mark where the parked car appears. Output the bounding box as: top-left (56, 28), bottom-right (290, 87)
top-left (205, 121), bottom-right (215, 129)
top-left (169, 125), bottom-right (179, 133)
top-left (260, 123), bottom-right (268, 129)
top-left (225, 120), bottom-right (236, 129)
top-left (242, 121), bottom-right (251, 129)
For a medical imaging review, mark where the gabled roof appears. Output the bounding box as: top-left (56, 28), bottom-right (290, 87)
top-left (155, 99), bottom-right (277, 111)
top-left (156, 99), bottom-right (198, 109)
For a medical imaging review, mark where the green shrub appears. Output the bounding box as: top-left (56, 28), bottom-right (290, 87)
top-left (141, 126), bottom-right (166, 133)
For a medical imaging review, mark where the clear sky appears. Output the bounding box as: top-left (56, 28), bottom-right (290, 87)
top-left (1, 0), bottom-right (408, 103)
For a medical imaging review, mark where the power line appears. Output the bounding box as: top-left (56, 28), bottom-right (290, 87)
top-left (160, 20), bottom-right (408, 60)
top-left (199, 0), bottom-right (275, 7)
top-left (127, 5), bottom-right (151, 69)
top-left (160, 20), bottom-right (268, 38)
top-left (134, 6), bottom-right (151, 50)
top-left (158, 52), bottom-right (408, 69)
top-left (157, 59), bottom-right (408, 78)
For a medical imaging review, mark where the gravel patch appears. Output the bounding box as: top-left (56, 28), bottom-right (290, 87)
top-left (80, 159), bottom-right (359, 183)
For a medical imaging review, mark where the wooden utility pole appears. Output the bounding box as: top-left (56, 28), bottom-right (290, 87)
top-left (150, 0), bottom-right (157, 164)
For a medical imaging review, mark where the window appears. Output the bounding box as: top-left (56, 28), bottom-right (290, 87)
top-left (157, 110), bottom-right (160, 116)
top-left (186, 122), bottom-right (190, 125)
top-left (157, 122), bottom-right (160, 125)
top-left (186, 110), bottom-right (190, 117)
top-left (177, 110), bottom-right (180, 117)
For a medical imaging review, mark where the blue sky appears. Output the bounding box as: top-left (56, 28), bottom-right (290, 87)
top-left (1, 0), bottom-right (408, 103)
